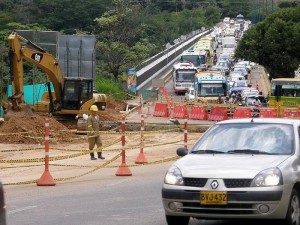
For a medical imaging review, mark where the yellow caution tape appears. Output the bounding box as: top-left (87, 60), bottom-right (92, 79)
top-left (2, 154), bottom-right (180, 186)
top-left (0, 131), bottom-right (33, 136)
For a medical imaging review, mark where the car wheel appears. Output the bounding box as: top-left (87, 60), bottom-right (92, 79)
top-left (284, 189), bottom-right (300, 225)
top-left (166, 215), bottom-right (190, 225)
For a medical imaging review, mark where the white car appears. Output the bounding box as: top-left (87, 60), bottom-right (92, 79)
top-left (233, 66), bottom-right (248, 78)
top-left (216, 61), bottom-right (230, 75)
top-left (162, 118), bottom-right (300, 225)
top-left (236, 61), bottom-right (251, 72)
top-left (184, 87), bottom-right (195, 102)
top-left (229, 71), bottom-right (245, 82)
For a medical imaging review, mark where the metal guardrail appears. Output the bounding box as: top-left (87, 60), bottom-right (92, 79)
top-left (136, 29), bottom-right (212, 95)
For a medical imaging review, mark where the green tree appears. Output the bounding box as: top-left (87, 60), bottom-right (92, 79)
top-left (94, 0), bottom-right (156, 81)
top-left (235, 6), bottom-right (300, 78)
top-left (204, 6), bottom-right (222, 27)
top-left (222, 0), bottom-right (252, 19)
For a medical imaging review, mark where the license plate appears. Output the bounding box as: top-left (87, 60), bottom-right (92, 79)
top-left (200, 191), bottom-right (227, 205)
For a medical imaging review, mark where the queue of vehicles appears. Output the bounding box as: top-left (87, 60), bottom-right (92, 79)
top-left (178, 18), bottom-right (262, 107)
top-left (163, 15), bottom-right (300, 225)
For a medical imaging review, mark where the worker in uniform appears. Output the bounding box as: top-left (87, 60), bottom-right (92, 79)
top-left (252, 96), bottom-right (261, 106)
top-left (87, 105), bottom-right (105, 160)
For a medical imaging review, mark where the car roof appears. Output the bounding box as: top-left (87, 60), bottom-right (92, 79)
top-left (217, 118), bottom-right (300, 126)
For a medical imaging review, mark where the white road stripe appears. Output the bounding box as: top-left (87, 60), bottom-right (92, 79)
top-left (7, 205), bottom-right (37, 215)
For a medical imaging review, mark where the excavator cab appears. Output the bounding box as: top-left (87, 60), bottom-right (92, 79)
top-left (62, 77), bottom-right (93, 110)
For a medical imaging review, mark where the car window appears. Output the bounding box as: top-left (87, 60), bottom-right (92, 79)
top-left (191, 123), bottom-right (294, 155)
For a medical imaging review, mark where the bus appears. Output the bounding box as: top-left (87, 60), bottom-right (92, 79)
top-left (269, 78), bottom-right (300, 115)
top-left (194, 41), bottom-right (214, 67)
top-left (178, 49), bottom-right (207, 71)
top-left (194, 71), bottom-right (229, 103)
top-left (172, 62), bottom-right (198, 94)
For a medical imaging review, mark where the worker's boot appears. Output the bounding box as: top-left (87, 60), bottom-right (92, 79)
top-left (90, 153), bottom-right (97, 160)
top-left (98, 152), bottom-right (105, 160)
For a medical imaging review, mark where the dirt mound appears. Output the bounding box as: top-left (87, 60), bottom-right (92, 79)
top-left (101, 98), bottom-right (127, 121)
top-left (0, 98), bottom-right (128, 144)
top-left (0, 114), bottom-right (77, 144)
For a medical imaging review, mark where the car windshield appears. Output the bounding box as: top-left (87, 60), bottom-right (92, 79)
top-left (191, 123), bottom-right (294, 155)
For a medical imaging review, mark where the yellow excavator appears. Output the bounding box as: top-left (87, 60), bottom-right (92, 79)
top-left (5, 31), bottom-right (107, 126)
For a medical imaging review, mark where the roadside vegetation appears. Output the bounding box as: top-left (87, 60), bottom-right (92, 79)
top-left (235, 4), bottom-right (300, 79)
top-left (0, 0), bottom-right (298, 102)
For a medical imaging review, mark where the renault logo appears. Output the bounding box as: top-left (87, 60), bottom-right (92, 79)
top-left (211, 180), bottom-right (219, 189)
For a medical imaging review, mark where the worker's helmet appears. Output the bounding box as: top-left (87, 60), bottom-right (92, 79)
top-left (90, 105), bottom-right (98, 112)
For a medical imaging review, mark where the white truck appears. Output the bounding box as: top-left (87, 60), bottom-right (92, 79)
top-left (222, 36), bottom-right (236, 60)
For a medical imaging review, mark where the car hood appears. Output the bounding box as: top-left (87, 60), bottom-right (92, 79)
top-left (176, 154), bottom-right (290, 178)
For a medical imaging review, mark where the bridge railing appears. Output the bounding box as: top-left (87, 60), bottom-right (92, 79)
top-left (136, 28), bottom-right (212, 95)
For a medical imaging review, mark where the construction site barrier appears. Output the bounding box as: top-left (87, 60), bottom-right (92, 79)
top-left (153, 102), bottom-right (169, 117)
top-left (282, 109), bottom-right (299, 118)
top-left (189, 105), bottom-right (208, 120)
top-left (135, 114), bottom-right (148, 164)
top-left (208, 106), bottom-right (228, 121)
top-left (184, 120), bottom-right (188, 148)
top-left (37, 118), bottom-right (56, 186)
top-left (2, 117), bottom-right (201, 185)
top-left (233, 107), bottom-right (252, 119)
top-left (171, 104), bottom-right (189, 119)
top-left (115, 116), bottom-right (132, 176)
top-left (259, 108), bottom-right (277, 118)
top-left (138, 95), bottom-right (143, 114)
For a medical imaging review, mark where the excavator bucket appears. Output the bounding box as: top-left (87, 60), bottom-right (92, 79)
top-left (3, 102), bottom-right (35, 121)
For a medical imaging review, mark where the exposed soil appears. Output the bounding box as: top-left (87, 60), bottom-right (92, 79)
top-left (0, 98), bottom-right (128, 144)
top-left (0, 114), bottom-right (77, 144)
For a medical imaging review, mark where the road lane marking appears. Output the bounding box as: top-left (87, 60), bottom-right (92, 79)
top-left (7, 205), bottom-right (37, 215)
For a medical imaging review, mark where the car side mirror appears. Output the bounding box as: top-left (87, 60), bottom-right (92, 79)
top-left (177, 148), bottom-right (188, 157)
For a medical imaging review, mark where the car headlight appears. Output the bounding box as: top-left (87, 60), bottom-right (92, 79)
top-left (164, 165), bottom-right (184, 185)
top-left (251, 168), bottom-right (282, 187)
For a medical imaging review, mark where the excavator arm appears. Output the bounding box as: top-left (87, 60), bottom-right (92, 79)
top-left (8, 31), bottom-right (64, 110)
top-left (6, 31), bottom-right (107, 125)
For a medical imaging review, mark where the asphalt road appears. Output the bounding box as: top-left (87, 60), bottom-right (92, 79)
top-left (5, 162), bottom-right (275, 225)
top-left (5, 164), bottom-right (169, 225)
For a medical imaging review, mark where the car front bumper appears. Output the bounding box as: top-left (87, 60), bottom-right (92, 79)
top-left (162, 185), bottom-right (291, 219)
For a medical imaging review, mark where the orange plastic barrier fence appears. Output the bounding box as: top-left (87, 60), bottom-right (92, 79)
top-left (171, 104), bottom-right (189, 119)
top-left (282, 109), bottom-right (299, 118)
top-left (208, 106), bottom-right (228, 121)
top-left (153, 103), bottom-right (169, 117)
top-left (161, 87), bottom-right (172, 107)
top-left (190, 105), bottom-right (208, 120)
top-left (259, 108), bottom-right (277, 118)
top-left (233, 107), bottom-right (252, 119)
top-left (161, 87), bottom-right (169, 99)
